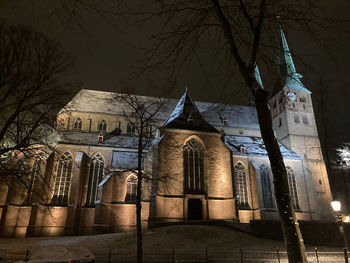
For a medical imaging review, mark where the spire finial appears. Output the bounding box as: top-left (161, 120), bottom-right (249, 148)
top-left (280, 27), bottom-right (297, 78)
top-left (279, 27), bottom-right (311, 94)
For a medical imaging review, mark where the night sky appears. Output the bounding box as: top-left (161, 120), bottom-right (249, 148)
top-left (1, 0), bottom-right (350, 162)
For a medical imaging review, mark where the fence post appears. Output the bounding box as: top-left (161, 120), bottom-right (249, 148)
top-left (344, 248), bottom-right (349, 263)
top-left (277, 248), bottom-right (280, 263)
top-left (240, 248), bottom-right (243, 263)
top-left (314, 247), bottom-right (319, 263)
top-left (205, 248), bottom-right (208, 263)
top-left (24, 249), bottom-right (30, 262)
top-left (108, 248), bottom-right (111, 263)
top-left (172, 249), bottom-right (175, 263)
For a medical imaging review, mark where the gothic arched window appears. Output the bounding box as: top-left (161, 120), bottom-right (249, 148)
top-left (85, 154), bottom-right (104, 206)
top-left (74, 118), bottom-right (82, 130)
top-left (234, 161), bottom-right (249, 209)
top-left (286, 166), bottom-right (300, 210)
top-left (127, 122), bottom-right (136, 134)
top-left (98, 120), bottom-right (107, 132)
top-left (183, 138), bottom-right (204, 194)
top-left (260, 165), bottom-right (275, 209)
top-left (51, 152), bottom-right (73, 205)
top-left (125, 175), bottom-right (137, 202)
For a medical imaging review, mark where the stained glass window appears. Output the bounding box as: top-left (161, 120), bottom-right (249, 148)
top-left (260, 165), bottom-right (275, 209)
top-left (286, 166), bottom-right (300, 210)
top-left (234, 161), bottom-right (249, 209)
top-left (183, 139), bottom-right (204, 194)
top-left (85, 154), bottom-right (104, 206)
top-left (51, 152), bottom-right (73, 205)
top-left (125, 175), bottom-right (137, 202)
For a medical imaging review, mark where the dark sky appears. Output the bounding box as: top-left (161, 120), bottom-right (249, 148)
top-left (1, 0), bottom-right (350, 161)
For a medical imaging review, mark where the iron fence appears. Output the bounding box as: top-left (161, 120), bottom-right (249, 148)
top-left (4, 248), bottom-right (350, 263)
top-left (91, 248), bottom-right (349, 263)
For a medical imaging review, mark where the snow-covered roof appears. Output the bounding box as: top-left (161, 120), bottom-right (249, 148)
top-left (164, 89), bottom-right (219, 132)
top-left (63, 89), bottom-right (260, 130)
top-left (60, 132), bottom-right (141, 149)
top-left (112, 151), bottom-right (143, 169)
top-left (224, 135), bottom-right (302, 160)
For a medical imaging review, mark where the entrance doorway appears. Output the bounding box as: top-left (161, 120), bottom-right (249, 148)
top-left (188, 198), bottom-right (202, 220)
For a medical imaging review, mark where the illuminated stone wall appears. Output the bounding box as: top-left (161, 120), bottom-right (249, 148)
top-left (153, 129), bottom-right (236, 222)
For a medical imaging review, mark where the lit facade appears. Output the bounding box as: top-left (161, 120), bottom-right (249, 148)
top-left (0, 31), bottom-right (333, 237)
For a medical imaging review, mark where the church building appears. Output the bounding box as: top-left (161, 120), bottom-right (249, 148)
top-left (0, 30), bottom-right (333, 237)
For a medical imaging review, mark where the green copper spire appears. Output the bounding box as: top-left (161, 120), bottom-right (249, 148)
top-left (254, 64), bottom-right (264, 89)
top-left (280, 28), bottom-right (311, 94)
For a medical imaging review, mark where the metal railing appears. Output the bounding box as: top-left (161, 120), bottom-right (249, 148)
top-left (90, 248), bottom-right (349, 263)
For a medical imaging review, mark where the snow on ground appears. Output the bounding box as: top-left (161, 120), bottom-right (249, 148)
top-left (0, 225), bottom-right (342, 262)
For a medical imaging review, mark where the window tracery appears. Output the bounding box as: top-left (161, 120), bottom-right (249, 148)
top-left (98, 120), bottom-right (107, 132)
top-left (234, 161), bottom-right (249, 209)
top-left (184, 138), bottom-right (204, 194)
top-left (125, 175), bottom-right (137, 202)
top-left (51, 152), bottom-right (73, 205)
top-left (86, 154), bottom-right (104, 206)
top-left (74, 117), bottom-right (82, 130)
top-left (260, 165), bottom-right (275, 209)
top-left (286, 166), bottom-right (300, 210)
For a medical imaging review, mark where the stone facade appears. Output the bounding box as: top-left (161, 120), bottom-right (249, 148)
top-left (0, 30), bottom-right (334, 237)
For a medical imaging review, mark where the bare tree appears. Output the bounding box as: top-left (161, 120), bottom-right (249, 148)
top-left (114, 87), bottom-right (168, 263)
top-left (111, 1), bottom-right (337, 262)
top-left (2, 1), bottom-right (341, 261)
top-left (0, 21), bottom-right (74, 203)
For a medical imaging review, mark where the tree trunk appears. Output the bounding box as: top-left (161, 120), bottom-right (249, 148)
top-left (136, 131), bottom-right (143, 263)
top-left (255, 89), bottom-right (307, 263)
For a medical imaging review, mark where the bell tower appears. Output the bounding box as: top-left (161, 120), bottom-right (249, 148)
top-left (269, 28), bottom-right (332, 219)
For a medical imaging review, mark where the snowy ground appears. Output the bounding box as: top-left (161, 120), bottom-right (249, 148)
top-left (0, 225), bottom-right (343, 262)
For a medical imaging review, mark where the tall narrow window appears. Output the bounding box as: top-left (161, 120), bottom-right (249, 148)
top-left (85, 154), bottom-right (104, 206)
top-left (300, 96), bottom-right (306, 102)
top-left (184, 138), bottom-right (204, 194)
top-left (234, 161), bottom-right (249, 209)
top-left (294, 115), bottom-right (300, 123)
top-left (73, 118), bottom-right (82, 130)
top-left (302, 116), bottom-right (309, 124)
top-left (260, 165), bottom-right (275, 209)
top-left (98, 120), bottom-right (107, 132)
top-left (125, 175), bottom-right (137, 202)
top-left (127, 122), bottom-right (136, 134)
top-left (51, 152), bottom-right (73, 205)
top-left (286, 166), bottom-right (300, 210)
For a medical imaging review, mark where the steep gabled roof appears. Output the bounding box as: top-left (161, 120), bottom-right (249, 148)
top-left (164, 89), bottom-right (219, 133)
top-left (224, 135), bottom-right (302, 160)
top-left (62, 89), bottom-right (260, 130)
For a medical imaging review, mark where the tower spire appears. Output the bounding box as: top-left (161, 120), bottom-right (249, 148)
top-left (254, 64), bottom-right (264, 89)
top-left (280, 27), bottom-right (311, 94)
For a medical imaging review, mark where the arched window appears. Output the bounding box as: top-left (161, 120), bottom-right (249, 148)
top-left (261, 165), bottom-right (275, 209)
top-left (74, 118), bottom-right (82, 130)
top-left (125, 175), bottom-right (137, 202)
top-left (127, 122), bottom-right (136, 134)
top-left (286, 166), bottom-right (300, 210)
top-left (234, 161), bottom-right (249, 209)
top-left (183, 138), bottom-right (204, 194)
top-left (98, 120), bottom-right (107, 132)
top-left (51, 152), bottom-right (73, 205)
top-left (85, 154), bottom-right (104, 206)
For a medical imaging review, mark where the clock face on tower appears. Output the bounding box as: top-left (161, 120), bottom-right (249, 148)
top-left (287, 91), bottom-right (297, 101)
